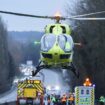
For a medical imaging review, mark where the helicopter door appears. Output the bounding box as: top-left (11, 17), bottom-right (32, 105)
top-left (58, 34), bottom-right (74, 52)
top-left (41, 34), bottom-right (56, 51)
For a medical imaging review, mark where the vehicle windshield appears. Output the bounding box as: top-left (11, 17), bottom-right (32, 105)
top-left (58, 34), bottom-right (74, 52)
top-left (41, 34), bottom-right (56, 51)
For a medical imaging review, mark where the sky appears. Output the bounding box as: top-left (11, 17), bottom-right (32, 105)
top-left (0, 0), bottom-right (68, 31)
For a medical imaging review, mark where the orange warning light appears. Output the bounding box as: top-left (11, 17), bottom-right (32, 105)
top-left (83, 78), bottom-right (92, 86)
top-left (54, 11), bottom-right (61, 17)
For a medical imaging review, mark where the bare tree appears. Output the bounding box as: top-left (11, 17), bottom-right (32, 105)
top-left (0, 17), bottom-right (15, 93)
top-left (66, 0), bottom-right (105, 97)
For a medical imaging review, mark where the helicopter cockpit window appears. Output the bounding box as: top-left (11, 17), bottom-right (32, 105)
top-left (41, 34), bottom-right (56, 51)
top-left (61, 26), bottom-right (66, 33)
top-left (50, 26), bottom-right (55, 33)
top-left (58, 34), bottom-right (74, 52)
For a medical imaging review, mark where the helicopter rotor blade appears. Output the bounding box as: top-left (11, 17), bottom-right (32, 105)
top-left (72, 17), bottom-right (105, 20)
top-left (0, 10), bottom-right (55, 19)
top-left (1, 10), bottom-right (105, 20)
top-left (63, 10), bottom-right (105, 20)
top-left (65, 10), bottom-right (105, 19)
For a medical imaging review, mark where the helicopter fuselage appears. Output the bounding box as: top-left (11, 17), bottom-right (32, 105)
top-left (40, 23), bottom-right (74, 67)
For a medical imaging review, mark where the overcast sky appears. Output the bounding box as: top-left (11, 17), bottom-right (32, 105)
top-left (0, 0), bottom-right (69, 31)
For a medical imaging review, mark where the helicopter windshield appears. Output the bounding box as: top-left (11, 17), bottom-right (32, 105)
top-left (41, 34), bottom-right (56, 51)
top-left (58, 34), bottom-right (74, 52)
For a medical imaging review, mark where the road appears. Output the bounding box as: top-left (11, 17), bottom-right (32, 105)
top-left (0, 85), bottom-right (17, 104)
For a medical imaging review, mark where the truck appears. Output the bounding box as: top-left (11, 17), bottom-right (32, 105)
top-left (17, 79), bottom-right (44, 105)
top-left (75, 86), bottom-right (95, 105)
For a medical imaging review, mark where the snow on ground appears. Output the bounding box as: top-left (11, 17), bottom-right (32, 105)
top-left (0, 85), bottom-right (17, 104)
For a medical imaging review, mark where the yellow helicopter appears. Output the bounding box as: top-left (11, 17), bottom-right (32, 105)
top-left (0, 10), bottom-right (105, 78)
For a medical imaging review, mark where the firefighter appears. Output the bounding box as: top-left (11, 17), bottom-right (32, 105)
top-left (68, 94), bottom-right (74, 105)
top-left (61, 94), bottom-right (67, 105)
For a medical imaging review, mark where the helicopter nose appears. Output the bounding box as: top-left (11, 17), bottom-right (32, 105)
top-left (54, 53), bottom-right (59, 57)
top-left (53, 46), bottom-right (60, 58)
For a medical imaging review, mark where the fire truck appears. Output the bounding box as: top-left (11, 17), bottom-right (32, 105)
top-left (17, 79), bottom-right (44, 105)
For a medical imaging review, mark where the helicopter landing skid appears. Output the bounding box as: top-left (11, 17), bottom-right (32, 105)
top-left (32, 61), bottom-right (51, 76)
top-left (32, 65), bottom-right (45, 76)
top-left (62, 63), bottom-right (79, 78)
top-left (32, 62), bottom-right (79, 78)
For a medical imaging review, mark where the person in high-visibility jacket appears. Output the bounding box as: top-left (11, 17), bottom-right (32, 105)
top-left (61, 94), bottom-right (67, 105)
top-left (51, 96), bottom-right (56, 104)
top-left (99, 96), bottom-right (105, 105)
top-left (68, 94), bottom-right (75, 105)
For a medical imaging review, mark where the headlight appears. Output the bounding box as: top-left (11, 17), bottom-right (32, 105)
top-left (47, 86), bottom-right (51, 90)
top-left (55, 86), bottom-right (60, 90)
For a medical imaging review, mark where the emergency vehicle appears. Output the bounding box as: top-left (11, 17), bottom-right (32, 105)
top-left (17, 79), bottom-right (44, 105)
top-left (75, 86), bottom-right (95, 105)
top-left (75, 78), bottom-right (95, 105)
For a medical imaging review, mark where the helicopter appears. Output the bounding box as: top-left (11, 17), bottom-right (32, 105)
top-left (0, 10), bottom-right (105, 78)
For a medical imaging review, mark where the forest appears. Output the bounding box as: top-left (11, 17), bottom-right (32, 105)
top-left (67, 0), bottom-right (105, 97)
top-left (0, 18), bottom-right (15, 93)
